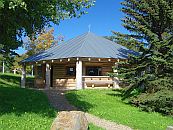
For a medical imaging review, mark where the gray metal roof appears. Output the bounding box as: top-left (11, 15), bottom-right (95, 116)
top-left (22, 32), bottom-right (138, 63)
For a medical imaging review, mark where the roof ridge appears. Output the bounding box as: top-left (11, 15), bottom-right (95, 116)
top-left (57, 32), bottom-right (87, 47)
top-left (98, 35), bottom-right (128, 49)
top-left (75, 32), bottom-right (90, 57)
top-left (43, 32), bottom-right (88, 56)
top-left (21, 32), bottom-right (138, 63)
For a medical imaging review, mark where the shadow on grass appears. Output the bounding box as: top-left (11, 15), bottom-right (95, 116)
top-left (0, 87), bottom-right (56, 118)
top-left (106, 89), bottom-right (124, 98)
top-left (0, 73), bottom-right (20, 86)
top-left (0, 73), bottom-right (34, 88)
top-left (65, 91), bottom-right (94, 112)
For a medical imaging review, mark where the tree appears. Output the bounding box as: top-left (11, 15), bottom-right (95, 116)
top-left (105, 35), bottom-right (139, 51)
top-left (0, 0), bottom-right (95, 56)
top-left (24, 28), bottom-right (59, 56)
top-left (112, 0), bottom-right (173, 97)
top-left (0, 54), bottom-right (17, 73)
top-left (11, 54), bottom-right (25, 74)
top-left (10, 54), bottom-right (33, 74)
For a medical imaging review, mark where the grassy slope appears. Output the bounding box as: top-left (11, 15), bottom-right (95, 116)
top-left (0, 73), bottom-right (34, 88)
top-left (0, 73), bottom-right (102, 130)
top-left (0, 73), bottom-right (56, 130)
top-left (66, 89), bottom-right (173, 130)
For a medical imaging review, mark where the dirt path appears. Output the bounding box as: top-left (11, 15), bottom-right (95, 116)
top-left (43, 89), bottom-right (77, 111)
top-left (85, 113), bottom-right (132, 130)
top-left (43, 89), bottom-right (132, 130)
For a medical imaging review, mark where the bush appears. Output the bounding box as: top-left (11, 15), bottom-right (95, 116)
top-left (130, 89), bottom-right (173, 116)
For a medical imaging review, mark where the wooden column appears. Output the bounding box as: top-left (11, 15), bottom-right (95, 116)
top-left (113, 77), bottom-right (120, 89)
top-left (76, 60), bottom-right (83, 90)
top-left (113, 60), bottom-right (120, 89)
top-left (31, 65), bottom-right (34, 76)
top-left (21, 64), bottom-right (26, 88)
top-left (45, 63), bottom-right (51, 89)
top-left (34, 64), bottom-right (38, 88)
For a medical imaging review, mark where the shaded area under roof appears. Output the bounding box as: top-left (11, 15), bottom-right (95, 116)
top-left (22, 32), bottom-right (138, 63)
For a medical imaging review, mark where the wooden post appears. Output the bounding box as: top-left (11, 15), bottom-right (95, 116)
top-left (13, 69), bottom-right (17, 74)
top-left (21, 64), bottom-right (26, 88)
top-left (34, 64), bottom-right (38, 88)
top-left (76, 60), bottom-right (83, 90)
top-left (31, 65), bottom-right (34, 76)
top-left (45, 63), bottom-right (50, 89)
top-left (113, 77), bottom-right (120, 89)
top-left (108, 84), bottom-right (111, 88)
top-left (113, 59), bottom-right (120, 89)
top-left (84, 83), bottom-right (87, 88)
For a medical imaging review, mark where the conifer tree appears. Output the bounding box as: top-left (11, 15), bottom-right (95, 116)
top-left (112, 0), bottom-right (173, 97)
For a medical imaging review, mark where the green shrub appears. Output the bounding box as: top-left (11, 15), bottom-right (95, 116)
top-left (131, 89), bottom-right (173, 116)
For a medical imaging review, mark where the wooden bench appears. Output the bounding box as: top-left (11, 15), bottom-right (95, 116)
top-left (83, 80), bottom-right (114, 88)
top-left (82, 76), bottom-right (116, 88)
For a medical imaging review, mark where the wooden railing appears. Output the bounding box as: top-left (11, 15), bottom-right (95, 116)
top-left (82, 76), bottom-right (114, 88)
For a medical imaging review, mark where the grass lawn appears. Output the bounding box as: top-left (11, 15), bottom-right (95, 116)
top-left (66, 89), bottom-right (173, 130)
top-left (0, 73), bottom-right (101, 130)
top-left (0, 73), bottom-right (56, 130)
top-left (89, 123), bottom-right (105, 130)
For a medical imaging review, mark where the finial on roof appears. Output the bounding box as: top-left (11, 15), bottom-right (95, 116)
top-left (88, 24), bottom-right (91, 32)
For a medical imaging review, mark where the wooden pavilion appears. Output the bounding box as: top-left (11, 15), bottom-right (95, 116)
top-left (21, 32), bottom-right (137, 89)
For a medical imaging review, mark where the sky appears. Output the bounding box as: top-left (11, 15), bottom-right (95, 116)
top-left (15, 0), bottom-right (127, 54)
